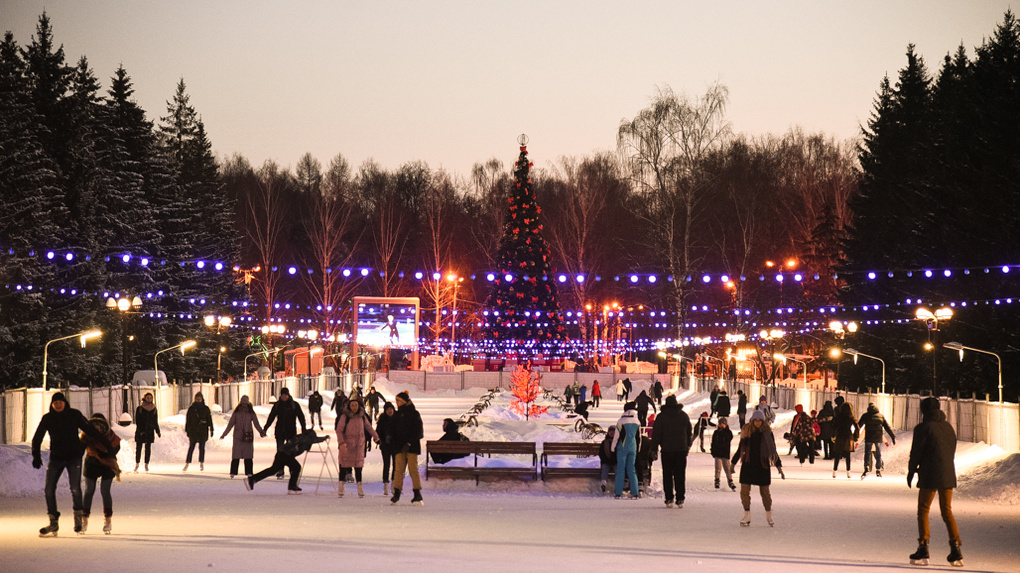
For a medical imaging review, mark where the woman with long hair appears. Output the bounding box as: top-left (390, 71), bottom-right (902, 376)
top-left (220, 395), bottom-right (265, 478)
top-left (731, 410), bottom-right (785, 527)
top-left (832, 402), bottom-right (860, 478)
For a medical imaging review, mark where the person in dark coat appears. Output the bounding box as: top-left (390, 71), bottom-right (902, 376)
top-left (650, 395), bottom-right (692, 508)
top-left (692, 411), bottom-right (712, 453)
top-left (831, 402), bottom-right (859, 478)
top-left (736, 390), bottom-right (748, 428)
top-left (622, 378), bottom-right (632, 401)
top-left (907, 397), bottom-right (962, 564)
top-left (816, 401), bottom-right (835, 459)
top-left (711, 416), bottom-right (736, 490)
top-left (80, 413), bottom-right (121, 534)
top-left (653, 380), bottom-right (664, 406)
top-left (430, 418), bottom-right (470, 464)
top-left (375, 402), bottom-right (397, 495)
top-left (731, 410), bottom-right (785, 527)
top-left (598, 426), bottom-right (617, 493)
top-left (715, 388), bottom-right (731, 422)
top-left (244, 430), bottom-right (328, 494)
top-left (858, 402), bottom-right (896, 477)
top-left (634, 390), bottom-right (656, 427)
top-left (709, 387), bottom-right (720, 418)
top-left (308, 391), bottom-right (324, 429)
top-left (265, 388), bottom-right (307, 479)
top-left (365, 387), bottom-right (383, 421)
top-left (331, 388), bottom-right (348, 419)
top-left (390, 392), bottom-right (424, 505)
top-left (33, 392), bottom-right (111, 536)
top-left (133, 392), bottom-right (161, 472)
top-left (183, 392), bottom-right (214, 471)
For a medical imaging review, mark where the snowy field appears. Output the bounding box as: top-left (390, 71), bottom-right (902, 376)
top-left (2, 380), bottom-right (1018, 573)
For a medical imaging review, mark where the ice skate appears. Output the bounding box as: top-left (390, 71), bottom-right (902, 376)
top-left (766, 511), bottom-right (774, 527)
top-left (80, 514), bottom-right (89, 534)
top-left (675, 502), bottom-right (683, 509)
top-left (876, 470), bottom-right (882, 477)
top-left (144, 463), bottom-right (149, 472)
top-left (861, 471), bottom-right (868, 480)
top-left (383, 482), bottom-right (389, 495)
top-left (134, 463), bottom-right (140, 472)
top-left (832, 471), bottom-right (836, 478)
top-left (103, 516), bottom-right (112, 535)
top-left (200, 462), bottom-right (204, 471)
top-left (288, 487), bottom-right (303, 495)
top-left (183, 463), bottom-right (189, 471)
top-left (947, 544), bottom-right (963, 567)
top-left (600, 480), bottom-right (607, 493)
top-left (357, 482), bottom-right (365, 498)
top-left (739, 510), bottom-right (751, 527)
top-left (846, 470), bottom-right (851, 479)
top-left (337, 481), bottom-right (345, 498)
top-left (728, 481), bottom-right (737, 491)
top-left (243, 477), bottom-right (254, 491)
top-left (909, 541), bottom-right (929, 565)
top-left (665, 500), bottom-right (674, 508)
top-left (73, 510), bottom-right (84, 534)
top-left (411, 489), bottom-right (424, 505)
top-left (390, 488), bottom-right (401, 505)
top-left (714, 479), bottom-right (720, 489)
top-left (39, 514), bottom-right (59, 537)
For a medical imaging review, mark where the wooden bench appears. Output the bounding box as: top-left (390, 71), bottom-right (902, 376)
top-left (540, 442), bottom-right (602, 481)
top-left (425, 441), bottom-right (538, 484)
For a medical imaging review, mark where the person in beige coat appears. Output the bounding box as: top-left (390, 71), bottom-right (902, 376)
top-left (335, 398), bottom-right (379, 497)
top-left (220, 396), bottom-right (266, 478)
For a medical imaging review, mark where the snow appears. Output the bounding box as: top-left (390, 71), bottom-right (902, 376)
top-left (2, 381), bottom-right (1018, 572)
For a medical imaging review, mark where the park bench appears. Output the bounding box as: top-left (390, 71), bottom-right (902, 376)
top-left (540, 442), bottom-right (602, 481)
top-left (425, 441), bottom-right (538, 484)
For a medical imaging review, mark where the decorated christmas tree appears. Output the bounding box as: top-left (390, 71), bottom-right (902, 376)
top-left (484, 135), bottom-right (566, 355)
top-left (508, 365), bottom-right (547, 420)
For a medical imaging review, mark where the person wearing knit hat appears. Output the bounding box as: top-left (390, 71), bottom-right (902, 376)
top-left (81, 412), bottom-right (121, 534)
top-left (133, 392), bottom-right (161, 472)
top-left (32, 392), bottom-right (110, 536)
top-left (731, 408), bottom-right (784, 527)
top-left (611, 400), bottom-right (643, 499)
top-left (221, 395), bottom-right (266, 478)
top-left (754, 395), bottom-right (775, 425)
top-left (907, 397), bottom-right (963, 566)
top-left (183, 392), bottom-right (214, 472)
top-left (390, 391), bottom-right (424, 505)
top-left (651, 392), bottom-right (693, 507)
top-left (265, 387), bottom-right (307, 480)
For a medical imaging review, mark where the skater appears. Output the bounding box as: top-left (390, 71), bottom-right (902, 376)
top-left (265, 387), bottom-right (307, 479)
top-left (736, 390), bottom-right (748, 428)
top-left (653, 380), bottom-right (664, 407)
top-left (616, 379), bottom-right (625, 402)
top-left (244, 429), bottom-right (328, 494)
top-left (571, 381), bottom-right (581, 405)
top-left (221, 395), bottom-right (266, 478)
top-left (754, 395), bottom-right (775, 425)
top-left (832, 402), bottom-right (859, 478)
top-left (816, 401), bottom-right (835, 459)
top-left (308, 390), bottom-right (324, 429)
top-left (622, 378), bottom-right (632, 401)
top-left (133, 392), bottom-right (160, 472)
top-left (331, 388), bottom-right (348, 419)
top-left (714, 388), bottom-right (731, 425)
top-left (611, 402), bottom-right (641, 499)
top-left (711, 416), bottom-right (736, 491)
top-left (858, 402), bottom-right (896, 478)
top-left (32, 392), bottom-right (110, 536)
top-left (365, 387), bottom-right (382, 421)
top-left (376, 402), bottom-right (397, 495)
top-left (907, 397), bottom-right (963, 567)
top-left (563, 384), bottom-right (573, 407)
top-left (731, 410), bottom-right (785, 527)
top-left (430, 418), bottom-right (470, 464)
top-left (692, 411), bottom-right (712, 453)
top-left (650, 395), bottom-right (693, 508)
top-left (390, 392), bottom-right (424, 505)
top-left (81, 413), bottom-right (121, 535)
top-left (634, 390), bottom-right (656, 427)
top-left (598, 426), bottom-right (618, 493)
top-left (574, 400), bottom-right (592, 421)
top-left (335, 398), bottom-right (379, 498)
top-left (591, 380), bottom-right (601, 408)
top-left (183, 391), bottom-right (214, 471)
top-left (709, 387), bottom-right (719, 419)
top-left (790, 405), bottom-right (816, 465)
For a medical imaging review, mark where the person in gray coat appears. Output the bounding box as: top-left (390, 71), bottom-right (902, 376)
top-left (221, 396), bottom-right (266, 477)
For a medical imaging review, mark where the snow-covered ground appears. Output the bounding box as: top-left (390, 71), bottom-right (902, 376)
top-left (2, 381), bottom-right (1018, 572)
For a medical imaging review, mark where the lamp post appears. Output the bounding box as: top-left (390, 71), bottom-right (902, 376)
top-left (759, 329), bottom-right (785, 393)
top-left (843, 348), bottom-right (886, 394)
top-left (107, 296), bottom-right (142, 388)
top-left (204, 315), bottom-right (232, 382)
top-left (704, 354), bottom-right (726, 387)
top-left (446, 273), bottom-right (463, 358)
top-left (916, 307), bottom-right (953, 396)
top-left (154, 340), bottom-right (197, 389)
top-left (944, 342), bottom-right (1003, 403)
top-left (42, 330), bottom-right (102, 390)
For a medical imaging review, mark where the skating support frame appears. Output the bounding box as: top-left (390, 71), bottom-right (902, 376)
top-left (300, 435), bottom-right (338, 494)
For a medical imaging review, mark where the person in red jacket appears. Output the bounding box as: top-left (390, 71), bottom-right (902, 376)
top-left (907, 397), bottom-right (963, 567)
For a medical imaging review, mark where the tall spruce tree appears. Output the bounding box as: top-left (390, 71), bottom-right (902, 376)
top-left (484, 138), bottom-right (566, 356)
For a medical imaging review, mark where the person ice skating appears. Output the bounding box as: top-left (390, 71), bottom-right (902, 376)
top-left (692, 411), bottom-right (712, 453)
top-left (244, 429), bottom-right (327, 494)
top-left (133, 392), bottom-right (160, 472)
top-left (653, 380), bottom-right (664, 406)
top-left (736, 390), bottom-right (748, 428)
top-left (816, 401), bottom-right (835, 459)
top-left (711, 416), bottom-right (737, 491)
top-left (598, 426), bottom-right (618, 493)
top-left (430, 418), bottom-right (471, 464)
top-left (650, 395), bottom-right (693, 508)
top-left (714, 388), bottom-right (731, 424)
top-left (308, 391), bottom-right (324, 429)
top-left (831, 402), bottom-right (859, 478)
top-left (616, 379), bottom-right (625, 402)
top-left (731, 410), bottom-right (785, 527)
top-left (265, 387), bottom-right (306, 479)
top-left (622, 378), bottom-right (632, 401)
top-left (611, 402), bottom-right (641, 499)
top-left (221, 395), bottom-right (266, 478)
top-left (591, 380), bottom-right (601, 408)
top-left (907, 397), bottom-right (963, 567)
top-left (754, 395), bottom-right (775, 425)
top-left (709, 387), bottom-right (720, 418)
top-left (858, 402), bottom-right (896, 478)
top-left (183, 392), bottom-right (214, 471)
top-left (332, 388), bottom-right (348, 418)
top-left (571, 381), bottom-right (581, 405)
top-left (563, 384), bottom-right (573, 406)
top-left (335, 398), bottom-right (379, 497)
top-left (80, 413), bottom-right (121, 535)
top-left (390, 392), bottom-right (424, 505)
top-left (365, 387), bottom-right (382, 421)
top-left (790, 405), bottom-right (816, 465)
top-left (634, 390), bottom-right (656, 427)
top-left (574, 400), bottom-right (592, 421)
top-left (32, 392), bottom-right (111, 537)
top-left (375, 402), bottom-right (397, 495)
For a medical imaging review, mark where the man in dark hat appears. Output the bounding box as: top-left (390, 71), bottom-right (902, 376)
top-left (32, 392), bottom-right (109, 536)
top-left (907, 397), bottom-right (963, 567)
top-left (650, 395), bottom-right (692, 508)
top-left (264, 388), bottom-right (306, 479)
top-left (390, 391), bottom-right (424, 505)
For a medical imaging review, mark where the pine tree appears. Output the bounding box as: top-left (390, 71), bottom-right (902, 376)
top-left (484, 138), bottom-right (566, 356)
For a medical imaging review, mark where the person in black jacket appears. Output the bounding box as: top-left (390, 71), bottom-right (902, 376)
top-left (430, 418), bottom-right (470, 464)
top-left (133, 392), bottom-right (160, 472)
top-left (81, 413), bottom-right (121, 534)
top-left (390, 391), bottom-right (424, 505)
top-left (650, 395), bottom-right (692, 508)
top-left (375, 402), bottom-right (397, 495)
top-left (244, 429), bottom-right (328, 494)
top-left (183, 392), bottom-right (214, 471)
top-left (634, 390), bottom-right (656, 426)
top-left (32, 392), bottom-right (110, 536)
top-left (816, 401), bottom-right (835, 459)
top-left (308, 391), bottom-right (324, 430)
top-left (264, 388), bottom-right (307, 478)
top-left (365, 387), bottom-right (383, 421)
top-left (711, 417), bottom-right (736, 490)
top-left (732, 410), bottom-right (785, 527)
top-left (907, 397), bottom-right (962, 566)
top-left (736, 390), bottom-right (748, 428)
top-left (858, 402), bottom-right (896, 478)
top-left (598, 426), bottom-right (617, 493)
top-left (715, 388), bottom-right (731, 423)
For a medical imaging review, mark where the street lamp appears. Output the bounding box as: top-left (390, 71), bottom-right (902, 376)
top-left (704, 353), bottom-right (726, 386)
top-left (205, 315), bottom-right (232, 381)
top-left (773, 353), bottom-right (808, 387)
top-left (916, 306), bottom-right (953, 395)
top-left (829, 320), bottom-right (858, 339)
top-left (944, 342), bottom-right (1003, 403)
top-left (107, 295), bottom-right (143, 388)
top-left (42, 330), bottom-right (102, 390)
top-left (843, 348), bottom-right (887, 394)
top-left (154, 340), bottom-right (197, 388)
top-left (217, 347), bottom-right (227, 383)
top-left (244, 346), bottom-right (283, 380)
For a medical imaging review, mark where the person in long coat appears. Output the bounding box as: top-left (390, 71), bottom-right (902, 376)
top-left (907, 397), bottom-right (963, 565)
top-left (220, 395), bottom-right (266, 477)
top-left (731, 410), bottom-right (785, 527)
top-left (375, 402), bottom-right (397, 495)
top-left (816, 401), bottom-right (836, 459)
top-left (80, 413), bottom-right (121, 534)
top-left (133, 392), bottom-right (160, 472)
top-left (184, 392), bottom-right (214, 471)
top-left (832, 402), bottom-right (860, 478)
top-left (335, 398), bottom-right (379, 498)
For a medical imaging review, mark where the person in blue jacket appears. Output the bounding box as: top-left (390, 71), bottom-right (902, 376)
top-left (611, 402), bottom-right (642, 498)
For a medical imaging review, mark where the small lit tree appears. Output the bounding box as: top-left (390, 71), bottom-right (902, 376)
top-left (509, 365), bottom-right (547, 420)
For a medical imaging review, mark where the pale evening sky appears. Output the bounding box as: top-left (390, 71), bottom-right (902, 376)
top-left (4, 1), bottom-right (1015, 179)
